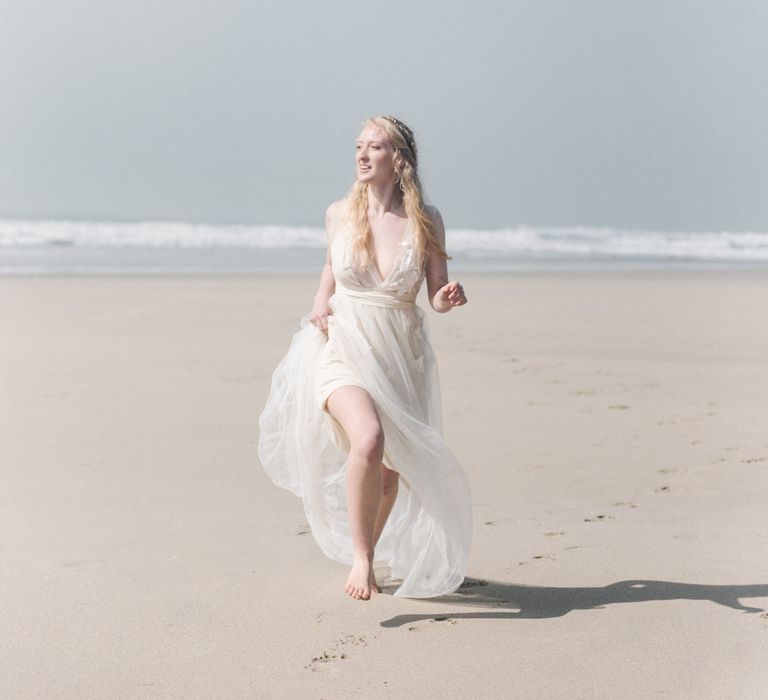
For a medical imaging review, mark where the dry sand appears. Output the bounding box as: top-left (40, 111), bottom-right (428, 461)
top-left (1, 271), bottom-right (767, 699)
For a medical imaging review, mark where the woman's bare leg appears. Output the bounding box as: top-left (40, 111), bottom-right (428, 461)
top-left (326, 385), bottom-right (385, 600)
top-left (373, 465), bottom-right (400, 547)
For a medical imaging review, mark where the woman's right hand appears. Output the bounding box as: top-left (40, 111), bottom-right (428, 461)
top-left (309, 301), bottom-right (333, 334)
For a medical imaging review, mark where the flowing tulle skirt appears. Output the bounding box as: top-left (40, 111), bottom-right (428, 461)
top-left (257, 293), bottom-right (472, 598)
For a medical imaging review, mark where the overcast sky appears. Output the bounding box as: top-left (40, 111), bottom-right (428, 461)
top-left (1, 1), bottom-right (767, 230)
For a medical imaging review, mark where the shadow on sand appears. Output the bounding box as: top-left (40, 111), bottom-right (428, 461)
top-left (379, 577), bottom-right (768, 628)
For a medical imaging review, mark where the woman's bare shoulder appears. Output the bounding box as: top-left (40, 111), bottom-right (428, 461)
top-left (424, 202), bottom-right (445, 223)
top-left (423, 203), bottom-right (445, 239)
top-left (326, 198), bottom-right (345, 218)
top-left (325, 199), bottom-right (347, 240)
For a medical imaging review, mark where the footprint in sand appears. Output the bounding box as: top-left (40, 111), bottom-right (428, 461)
top-left (655, 485), bottom-right (671, 493)
top-left (609, 405), bottom-right (630, 410)
top-left (584, 514), bottom-right (615, 522)
top-left (431, 616), bottom-right (458, 624)
top-left (305, 650), bottom-right (347, 671)
top-left (740, 456), bottom-right (767, 464)
top-left (658, 468), bottom-right (677, 474)
top-left (612, 501), bottom-right (638, 508)
top-left (306, 634), bottom-right (370, 672)
top-left (459, 578), bottom-right (489, 589)
top-left (672, 533), bottom-right (699, 542)
top-left (408, 616), bottom-right (459, 630)
top-left (532, 553), bottom-right (556, 562)
top-left (515, 552), bottom-right (558, 566)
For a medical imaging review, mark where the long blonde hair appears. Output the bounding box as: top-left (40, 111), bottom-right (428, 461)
top-left (338, 115), bottom-right (450, 271)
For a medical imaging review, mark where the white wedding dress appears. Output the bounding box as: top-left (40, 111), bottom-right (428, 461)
top-left (257, 215), bottom-right (472, 598)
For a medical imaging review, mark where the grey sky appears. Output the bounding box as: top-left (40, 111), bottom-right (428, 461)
top-left (1, 1), bottom-right (767, 230)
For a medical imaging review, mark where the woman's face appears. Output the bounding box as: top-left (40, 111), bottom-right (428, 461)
top-left (355, 124), bottom-right (396, 185)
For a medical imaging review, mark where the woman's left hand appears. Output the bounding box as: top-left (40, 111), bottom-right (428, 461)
top-left (435, 280), bottom-right (468, 311)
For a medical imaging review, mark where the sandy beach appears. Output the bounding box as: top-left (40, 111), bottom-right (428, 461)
top-left (2, 271), bottom-right (767, 699)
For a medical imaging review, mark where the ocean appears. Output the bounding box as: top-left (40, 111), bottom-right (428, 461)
top-left (2, 218), bottom-right (767, 274)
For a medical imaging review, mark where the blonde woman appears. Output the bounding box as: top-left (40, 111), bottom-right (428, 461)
top-left (258, 115), bottom-right (472, 600)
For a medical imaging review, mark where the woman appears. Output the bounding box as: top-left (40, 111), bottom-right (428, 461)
top-left (258, 115), bottom-right (472, 600)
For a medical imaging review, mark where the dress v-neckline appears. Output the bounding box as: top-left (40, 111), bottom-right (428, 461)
top-left (371, 220), bottom-right (412, 284)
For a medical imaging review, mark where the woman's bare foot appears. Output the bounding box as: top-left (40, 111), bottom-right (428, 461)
top-left (345, 558), bottom-right (379, 600)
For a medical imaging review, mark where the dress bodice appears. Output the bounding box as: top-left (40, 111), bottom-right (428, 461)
top-left (330, 220), bottom-right (425, 307)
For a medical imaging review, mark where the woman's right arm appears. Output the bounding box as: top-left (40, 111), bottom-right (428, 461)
top-left (308, 201), bottom-right (339, 333)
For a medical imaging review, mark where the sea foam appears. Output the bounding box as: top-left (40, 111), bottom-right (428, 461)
top-left (1, 219), bottom-right (767, 273)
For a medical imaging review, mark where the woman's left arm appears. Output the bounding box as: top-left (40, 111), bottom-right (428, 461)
top-left (425, 206), bottom-right (468, 313)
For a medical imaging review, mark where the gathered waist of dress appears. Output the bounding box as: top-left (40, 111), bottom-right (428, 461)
top-left (333, 286), bottom-right (416, 309)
